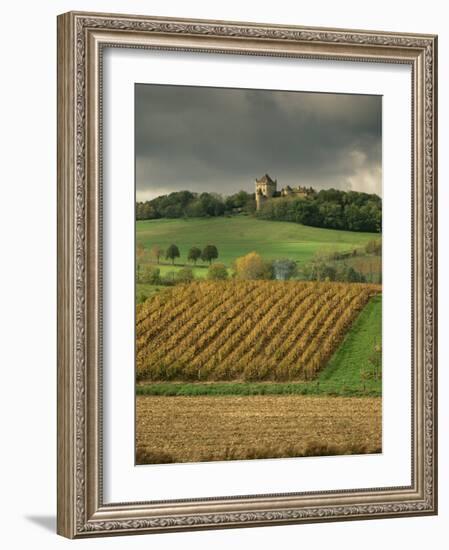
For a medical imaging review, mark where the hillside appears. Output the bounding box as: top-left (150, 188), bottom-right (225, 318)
top-left (136, 216), bottom-right (379, 279)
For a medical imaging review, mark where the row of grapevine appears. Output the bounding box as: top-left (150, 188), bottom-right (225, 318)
top-left (137, 282), bottom-right (250, 369)
top-left (136, 280), bottom-right (381, 381)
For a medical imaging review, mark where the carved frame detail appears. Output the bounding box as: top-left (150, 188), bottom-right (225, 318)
top-left (57, 11), bottom-right (437, 538)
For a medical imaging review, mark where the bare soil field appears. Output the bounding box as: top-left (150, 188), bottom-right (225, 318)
top-left (136, 395), bottom-right (381, 464)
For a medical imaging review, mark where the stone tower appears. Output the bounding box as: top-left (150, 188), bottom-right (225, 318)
top-left (255, 174), bottom-right (277, 211)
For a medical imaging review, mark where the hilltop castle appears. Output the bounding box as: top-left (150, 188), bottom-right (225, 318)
top-left (255, 174), bottom-right (313, 211)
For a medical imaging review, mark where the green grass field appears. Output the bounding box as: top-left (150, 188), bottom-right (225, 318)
top-left (317, 293), bottom-right (382, 392)
top-left (136, 216), bottom-right (379, 271)
top-left (143, 264), bottom-right (210, 279)
top-left (137, 294), bottom-right (382, 396)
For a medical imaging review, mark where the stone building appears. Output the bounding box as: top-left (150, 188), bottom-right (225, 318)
top-left (255, 173), bottom-right (312, 210)
top-left (280, 185), bottom-right (310, 198)
top-left (255, 174), bottom-right (277, 211)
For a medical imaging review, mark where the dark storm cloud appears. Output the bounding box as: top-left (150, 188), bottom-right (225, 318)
top-left (135, 84), bottom-right (382, 201)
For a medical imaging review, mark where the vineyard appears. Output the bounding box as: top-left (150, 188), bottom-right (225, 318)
top-left (136, 280), bottom-right (381, 382)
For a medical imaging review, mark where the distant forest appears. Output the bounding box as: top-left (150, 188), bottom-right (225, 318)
top-left (136, 188), bottom-right (382, 233)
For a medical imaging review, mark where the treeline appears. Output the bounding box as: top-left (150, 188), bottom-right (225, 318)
top-left (136, 188), bottom-right (381, 233)
top-left (138, 242), bottom-right (219, 266)
top-left (256, 189), bottom-right (382, 233)
top-left (136, 190), bottom-right (255, 220)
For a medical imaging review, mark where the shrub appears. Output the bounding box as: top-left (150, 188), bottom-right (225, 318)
top-left (272, 259), bottom-right (298, 280)
top-left (161, 271), bottom-right (177, 285)
top-left (365, 239), bottom-right (382, 255)
top-left (234, 252), bottom-right (273, 280)
top-left (175, 267), bottom-right (194, 283)
top-left (207, 263), bottom-right (228, 280)
top-left (138, 265), bottom-right (160, 284)
top-left (303, 260), bottom-right (365, 283)
top-left (335, 264), bottom-right (366, 283)
top-left (302, 260), bottom-right (337, 282)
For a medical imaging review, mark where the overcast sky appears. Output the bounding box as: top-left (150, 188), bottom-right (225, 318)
top-left (135, 84), bottom-right (382, 202)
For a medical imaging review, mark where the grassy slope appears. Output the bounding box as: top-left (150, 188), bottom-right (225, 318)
top-left (136, 216), bottom-right (379, 271)
top-left (137, 294), bottom-right (382, 396)
top-left (317, 293), bottom-right (382, 392)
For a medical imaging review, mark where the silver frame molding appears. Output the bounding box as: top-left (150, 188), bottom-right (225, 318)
top-left (57, 11), bottom-right (438, 538)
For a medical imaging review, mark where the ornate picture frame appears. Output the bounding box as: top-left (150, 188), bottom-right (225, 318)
top-left (57, 11), bottom-right (437, 538)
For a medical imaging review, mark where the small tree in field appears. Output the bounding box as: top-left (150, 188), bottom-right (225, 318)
top-left (207, 263), bottom-right (228, 280)
top-left (165, 244), bottom-right (180, 265)
top-left (187, 246), bottom-right (202, 265)
top-left (150, 244), bottom-right (162, 264)
top-left (201, 244), bottom-right (218, 265)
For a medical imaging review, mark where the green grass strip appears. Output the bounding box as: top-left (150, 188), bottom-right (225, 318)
top-left (136, 381), bottom-right (380, 398)
top-left (317, 293), bottom-right (382, 393)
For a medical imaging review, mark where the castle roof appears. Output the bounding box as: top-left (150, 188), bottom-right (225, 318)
top-left (256, 173), bottom-right (276, 185)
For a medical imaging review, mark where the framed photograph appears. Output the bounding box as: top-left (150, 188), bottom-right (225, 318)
top-left (57, 11), bottom-right (438, 538)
